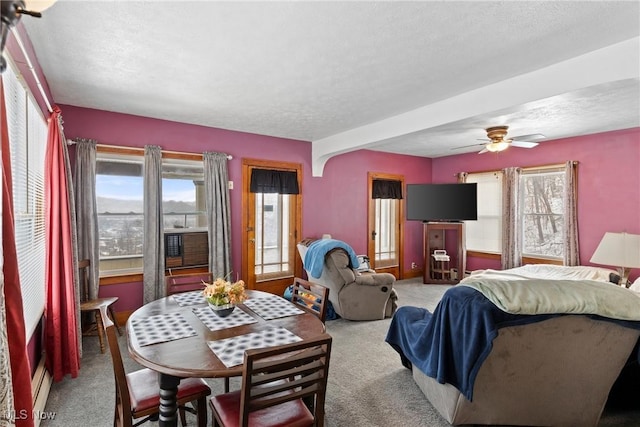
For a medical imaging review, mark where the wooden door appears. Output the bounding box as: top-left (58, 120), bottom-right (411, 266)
top-left (241, 159), bottom-right (302, 296)
top-left (367, 172), bottom-right (404, 279)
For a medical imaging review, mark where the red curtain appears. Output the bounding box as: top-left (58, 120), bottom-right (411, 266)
top-left (1, 79), bottom-right (34, 427)
top-left (44, 106), bottom-right (80, 381)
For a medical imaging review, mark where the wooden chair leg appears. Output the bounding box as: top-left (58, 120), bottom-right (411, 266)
top-left (108, 306), bottom-right (123, 336)
top-left (94, 310), bottom-right (106, 354)
top-left (196, 397), bottom-right (207, 427)
top-left (179, 407), bottom-right (187, 427)
top-left (224, 378), bottom-right (229, 393)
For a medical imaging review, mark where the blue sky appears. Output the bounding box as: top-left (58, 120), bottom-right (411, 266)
top-left (96, 176), bottom-right (195, 202)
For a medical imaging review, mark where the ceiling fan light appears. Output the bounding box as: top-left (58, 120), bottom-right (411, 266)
top-left (485, 141), bottom-right (510, 152)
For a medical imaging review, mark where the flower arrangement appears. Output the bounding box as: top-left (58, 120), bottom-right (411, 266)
top-left (202, 277), bottom-right (248, 306)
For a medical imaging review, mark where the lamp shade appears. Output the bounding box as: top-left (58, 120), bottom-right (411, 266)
top-left (24, 1), bottom-right (57, 13)
top-left (590, 232), bottom-right (640, 268)
top-left (485, 141), bottom-right (510, 152)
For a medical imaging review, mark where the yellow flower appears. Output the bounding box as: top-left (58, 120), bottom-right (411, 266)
top-left (202, 278), bottom-right (247, 306)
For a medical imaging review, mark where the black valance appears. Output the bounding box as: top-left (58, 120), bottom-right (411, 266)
top-left (250, 169), bottom-right (299, 194)
top-left (372, 179), bottom-right (403, 199)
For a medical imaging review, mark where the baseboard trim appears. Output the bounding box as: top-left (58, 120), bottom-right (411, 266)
top-left (402, 269), bottom-right (423, 279)
top-left (31, 356), bottom-right (52, 427)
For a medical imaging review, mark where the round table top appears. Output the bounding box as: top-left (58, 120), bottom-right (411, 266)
top-left (126, 289), bottom-right (326, 378)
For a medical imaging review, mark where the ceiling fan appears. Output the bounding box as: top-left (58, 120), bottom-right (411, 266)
top-left (455, 126), bottom-right (546, 154)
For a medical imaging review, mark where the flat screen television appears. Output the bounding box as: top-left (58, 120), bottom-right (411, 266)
top-left (406, 183), bottom-right (477, 222)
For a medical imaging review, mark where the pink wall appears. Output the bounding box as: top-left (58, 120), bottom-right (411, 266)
top-left (59, 106), bottom-right (432, 311)
top-left (432, 127), bottom-right (640, 280)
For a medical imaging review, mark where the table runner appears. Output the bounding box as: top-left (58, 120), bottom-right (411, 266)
top-left (192, 306), bottom-right (258, 331)
top-left (243, 296), bottom-right (305, 320)
top-left (207, 327), bottom-right (302, 367)
top-left (130, 312), bottom-right (197, 346)
top-left (172, 291), bottom-right (206, 307)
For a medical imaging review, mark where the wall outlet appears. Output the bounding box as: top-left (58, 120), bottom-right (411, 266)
top-left (228, 180), bottom-right (234, 190)
top-left (411, 262), bottom-right (417, 269)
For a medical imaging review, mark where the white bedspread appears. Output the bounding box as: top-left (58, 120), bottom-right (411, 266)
top-left (460, 265), bottom-right (640, 321)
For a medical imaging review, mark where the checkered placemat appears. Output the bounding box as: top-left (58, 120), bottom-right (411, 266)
top-left (130, 312), bottom-right (197, 346)
top-left (192, 306), bottom-right (258, 331)
top-left (172, 291), bottom-right (206, 307)
top-left (207, 327), bottom-right (302, 368)
top-left (243, 296), bottom-right (305, 320)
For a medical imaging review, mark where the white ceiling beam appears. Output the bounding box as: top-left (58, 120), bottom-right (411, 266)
top-left (310, 37), bottom-right (640, 177)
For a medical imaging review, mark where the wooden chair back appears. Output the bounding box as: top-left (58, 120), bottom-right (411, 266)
top-left (239, 333), bottom-right (332, 427)
top-left (291, 278), bottom-right (329, 322)
top-left (166, 271), bottom-right (213, 295)
top-left (99, 305), bottom-right (133, 425)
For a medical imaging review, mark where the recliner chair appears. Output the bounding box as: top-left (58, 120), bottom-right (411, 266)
top-left (297, 240), bottom-right (397, 321)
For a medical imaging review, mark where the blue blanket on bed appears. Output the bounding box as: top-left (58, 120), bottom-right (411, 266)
top-left (303, 239), bottom-right (360, 278)
top-left (385, 286), bottom-right (640, 401)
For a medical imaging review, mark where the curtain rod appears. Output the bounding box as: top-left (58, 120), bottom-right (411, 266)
top-left (11, 28), bottom-right (53, 113)
top-left (68, 141), bottom-right (233, 160)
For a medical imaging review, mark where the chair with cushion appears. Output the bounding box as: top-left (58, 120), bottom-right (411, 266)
top-left (166, 271), bottom-right (214, 295)
top-left (79, 258), bottom-right (122, 353)
top-left (297, 239), bottom-right (397, 321)
top-left (99, 305), bottom-right (211, 427)
top-left (290, 277), bottom-right (329, 322)
top-left (209, 333), bottom-right (333, 427)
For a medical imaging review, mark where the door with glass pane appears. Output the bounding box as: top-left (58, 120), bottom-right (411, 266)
top-left (242, 160), bottom-right (302, 296)
top-left (367, 173), bottom-right (403, 279)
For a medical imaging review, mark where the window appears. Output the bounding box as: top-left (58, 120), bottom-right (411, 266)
top-left (467, 165), bottom-right (568, 261)
top-left (373, 198), bottom-right (399, 268)
top-left (96, 152), bottom-right (207, 275)
top-left (465, 171), bottom-right (502, 253)
top-left (254, 192), bottom-right (294, 279)
top-left (519, 167), bottom-right (565, 259)
top-left (96, 153), bottom-right (144, 274)
top-left (3, 59), bottom-right (47, 338)
top-left (162, 158), bottom-right (206, 230)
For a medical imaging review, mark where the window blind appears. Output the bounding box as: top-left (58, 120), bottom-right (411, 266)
top-left (3, 60), bottom-right (47, 339)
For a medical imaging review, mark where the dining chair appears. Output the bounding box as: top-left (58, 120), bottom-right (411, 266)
top-left (166, 271), bottom-right (214, 295)
top-left (99, 305), bottom-right (211, 427)
top-left (209, 333), bottom-right (333, 427)
top-left (291, 277), bottom-right (329, 323)
top-left (79, 258), bottom-right (122, 353)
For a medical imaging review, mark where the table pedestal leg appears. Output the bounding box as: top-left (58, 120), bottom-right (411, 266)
top-left (158, 373), bottom-right (181, 427)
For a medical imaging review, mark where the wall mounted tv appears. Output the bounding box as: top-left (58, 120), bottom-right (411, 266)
top-left (406, 183), bottom-right (477, 222)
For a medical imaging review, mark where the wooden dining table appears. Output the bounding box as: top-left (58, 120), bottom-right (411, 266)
top-left (126, 289), bottom-right (326, 427)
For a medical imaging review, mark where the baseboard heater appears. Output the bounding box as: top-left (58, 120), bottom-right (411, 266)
top-left (31, 356), bottom-right (52, 427)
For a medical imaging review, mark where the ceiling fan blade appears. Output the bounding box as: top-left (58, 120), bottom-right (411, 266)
top-left (478, 147), bottom-right (489, 154)
top-left (511, 141), bottom-right (539, 148)
top-left (452, 143), bottom-right (486, 150)
top-left (511, 133), bottom-right (546, 142)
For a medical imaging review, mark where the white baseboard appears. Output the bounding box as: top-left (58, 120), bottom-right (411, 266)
top-left (31, 357), bottom-right (52, 427)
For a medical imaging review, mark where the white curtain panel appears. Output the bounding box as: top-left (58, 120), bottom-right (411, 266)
top-left (203, 152), bottom-right (232, 279)
top-left (143, 145), bottom-right (165, 303)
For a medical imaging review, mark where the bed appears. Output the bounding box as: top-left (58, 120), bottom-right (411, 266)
top-left (386, 265), bottom-right (640, 426)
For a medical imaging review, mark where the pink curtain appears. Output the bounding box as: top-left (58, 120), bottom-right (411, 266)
top-left (44, 106), bottom-right (80, 381)
top-left (1, 79), bottom-right (34, 427)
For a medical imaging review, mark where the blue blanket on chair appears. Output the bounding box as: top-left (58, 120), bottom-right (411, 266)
top-left (303, 239), bottom-right (360, 278)
top-left (385, 285), bottom-right (640, 401)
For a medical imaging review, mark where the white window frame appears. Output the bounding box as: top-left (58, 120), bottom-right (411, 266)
top-left (465, 171), bottom-right (503, 254)
top-left (519, 166), bottom-right (566, 260)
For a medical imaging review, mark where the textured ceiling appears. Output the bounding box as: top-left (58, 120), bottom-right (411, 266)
top-left (20, 1), bottom-right (640, 175)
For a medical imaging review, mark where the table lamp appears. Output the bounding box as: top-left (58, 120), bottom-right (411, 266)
top-left (590, 232), bottom-right (640, 287)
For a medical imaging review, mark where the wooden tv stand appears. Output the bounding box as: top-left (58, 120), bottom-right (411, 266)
top-left (423, 222), bottom-right (465, 285)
